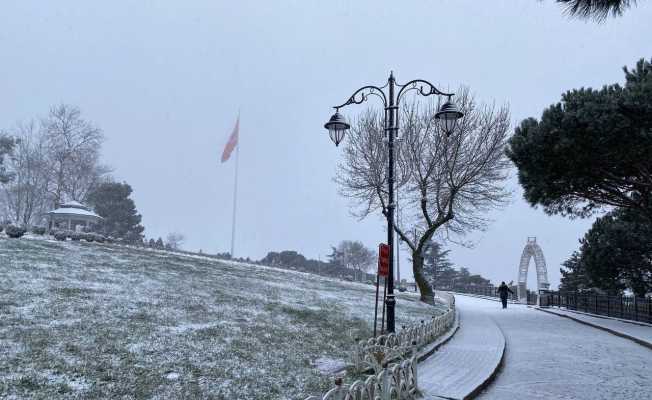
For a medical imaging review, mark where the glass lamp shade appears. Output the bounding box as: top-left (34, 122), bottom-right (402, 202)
top-left (324, 112), bottom-right (350, 146)
top-left (435, 100), bottom-right (464, 136)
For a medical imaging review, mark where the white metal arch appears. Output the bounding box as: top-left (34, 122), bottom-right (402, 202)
top-left (517, 237), bottom-right (550, 302)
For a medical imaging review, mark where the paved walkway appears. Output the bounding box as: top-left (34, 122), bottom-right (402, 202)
top-left (465, 296), bottom-right (652, 400)
top-left (418, 297), bottom-right (505, 400)
top-left (539, 307), bottom-right (652, 348)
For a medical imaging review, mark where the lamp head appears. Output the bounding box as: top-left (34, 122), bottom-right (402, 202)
top-left (435, 98), bottom-right (464, 136)
top-left (324, 111), bottom-right (350, 146)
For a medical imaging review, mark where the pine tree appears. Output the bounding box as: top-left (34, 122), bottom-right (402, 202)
top-left (559, 251), bottom-right (592, 292)
top-left (557, 0), bottom-right (636, 20)
top-left (86, 181), bottom-right (145, 244)
top-left (155, 237), bottom-right (164, 249)
top-left (422, 241), bottom-right (453, 290)
top-left (0, 134), bottom-right (15, 184)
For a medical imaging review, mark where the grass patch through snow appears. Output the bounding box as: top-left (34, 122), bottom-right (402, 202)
top-left (0, 238), bottom-right (444, 399)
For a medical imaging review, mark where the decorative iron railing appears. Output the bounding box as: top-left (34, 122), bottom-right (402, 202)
top-left (305, 293), bottom-right (455, 400)
top-left (540, 291), bottom-right (652, 324)
top-left (351, 304), bottom-right (455, 372)
top-left (305, 355), bottom-right (418, 400)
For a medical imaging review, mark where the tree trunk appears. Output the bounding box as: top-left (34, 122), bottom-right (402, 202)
top-left (413, 251), bottom-right (435, 304)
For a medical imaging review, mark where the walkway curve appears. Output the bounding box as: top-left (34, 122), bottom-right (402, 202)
top-left (418, 299), bottom-right (505, 399)
top-left (457, 295), bottom-right (652, 400)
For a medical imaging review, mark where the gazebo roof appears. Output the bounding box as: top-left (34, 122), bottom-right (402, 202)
top-left (59, 200), bottom-right (89, 210)
top-left (47, 201), bottom-right (103, 220)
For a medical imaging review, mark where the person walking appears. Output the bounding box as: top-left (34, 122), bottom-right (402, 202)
top-left (496, 281), bottom-right (513, 309)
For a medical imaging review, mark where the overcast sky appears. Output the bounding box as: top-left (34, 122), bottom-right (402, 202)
top-left (2, 0), bottom-right (651, 289)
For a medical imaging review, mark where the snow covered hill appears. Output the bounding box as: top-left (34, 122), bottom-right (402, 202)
top-left (0, 238), bottom-right (441, 399)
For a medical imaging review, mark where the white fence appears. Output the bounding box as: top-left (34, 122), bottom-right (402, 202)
top-left (305, 292), bottom-right (456, 400)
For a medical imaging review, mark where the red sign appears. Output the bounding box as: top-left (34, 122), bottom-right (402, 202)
top-left (378, 243), bottom-right (390, 277)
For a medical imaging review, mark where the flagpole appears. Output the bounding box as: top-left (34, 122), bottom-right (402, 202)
top-left (230, 121), bottom-right (240, 258)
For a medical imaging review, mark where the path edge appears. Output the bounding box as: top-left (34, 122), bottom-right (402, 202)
top-left (462, 317), bottom-right (507, 400)
top-left (417, 309), bottom-right (461, 363)
top-left (536, 307), bottom-right (652, 351)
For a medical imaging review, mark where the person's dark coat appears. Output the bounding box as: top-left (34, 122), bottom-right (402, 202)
top-left (497, 283), bottom-right (513, 299)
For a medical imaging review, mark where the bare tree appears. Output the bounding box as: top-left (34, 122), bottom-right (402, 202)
top-left (336, 87), bottom-right (511, 303)
top-left (1, 121), bottom-right (50, 226)
top-left (331, 240), bottom-right (375, 281)
top-left (1, 105), bottom-right (111, 225)
top-left (166, 232), bottom-right (186, 250)
top-left (42, 104), bottom-right (105, 206)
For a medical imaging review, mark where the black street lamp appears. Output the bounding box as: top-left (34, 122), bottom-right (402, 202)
top-left (324, 72), bottom-right (463, 333)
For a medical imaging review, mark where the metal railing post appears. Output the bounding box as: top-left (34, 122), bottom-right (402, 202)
top-left (594, 294), bottom-right (598, 315)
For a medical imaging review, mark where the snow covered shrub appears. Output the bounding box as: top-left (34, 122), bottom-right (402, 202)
top-left (70, 232), bottom-right (82, 241)
top-left (52, 230), bottom-right (68, 241)
top-left (83, 233), bottom-right (106, 243)
top-left (31, 226), bottom-right (46, 235)
top-left (5, 225), bottom-right (26, 238)
top-left (51, 229), bottom-right (70, 241)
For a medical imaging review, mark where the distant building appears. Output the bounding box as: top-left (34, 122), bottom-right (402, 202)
top-left (47, 201), bottom-right (103, 232)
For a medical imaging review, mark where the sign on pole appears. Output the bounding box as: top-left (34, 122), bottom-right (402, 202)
top-left (378, 243), bottom-right (390, 277)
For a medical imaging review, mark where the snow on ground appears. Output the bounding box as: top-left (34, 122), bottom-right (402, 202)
top-left (541, 307), bottom-right (652, 346)
top-left (418, 299), bottom-right (504, 400)
top-left (448, 296), bottom-right (652, 400)
top-left (0, 238), bottom-right (444, 399)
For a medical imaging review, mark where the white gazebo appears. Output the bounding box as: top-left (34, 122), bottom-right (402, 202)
top-left (47, 201), bottom-right (103, 232)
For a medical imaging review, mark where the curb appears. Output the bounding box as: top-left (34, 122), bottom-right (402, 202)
top-left (418, 309), bottom-right (461, 363)
top-left (542, 307), bottom-right (652, 328)
top-left (536, 308), bottom-right (652, 351)
top-left (463, 317), bottom-right (506, 400)
top-left (420, 308), bottom-right (507, 400)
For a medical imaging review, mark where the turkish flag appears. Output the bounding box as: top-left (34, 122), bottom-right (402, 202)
top-left (221, 116), bottom-right (239, 163)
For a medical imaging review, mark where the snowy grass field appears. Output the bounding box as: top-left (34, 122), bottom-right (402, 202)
top-left (0, 238), bottom-right (442, 399)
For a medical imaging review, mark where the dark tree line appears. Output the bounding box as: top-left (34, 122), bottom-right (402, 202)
top-left (422, 241), bottom-right (491, 290)
top-left (258, 250), bottom-right (376, 282)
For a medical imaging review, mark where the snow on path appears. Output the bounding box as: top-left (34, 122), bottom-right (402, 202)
top-left (418, 299), bottom-right (504, 400)
top-left (540, 307), bottom-right (652, 347)
top-left (454, 295), bottom-right (652, 400)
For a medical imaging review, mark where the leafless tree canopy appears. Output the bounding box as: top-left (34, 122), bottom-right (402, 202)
top-left (44, 104), bottom-right (107, 205)
top-left (335, 87), bottom-right (511, 302)
top-left (166, 232), bottom-right (186, 250)
top-left (331, 240), bottom-right (375, 281)
top-left (0, 104), bottom-right (110, 226)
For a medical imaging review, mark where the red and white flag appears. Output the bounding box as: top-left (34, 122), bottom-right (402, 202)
top-left (221, 116), bottom-right (239, 163)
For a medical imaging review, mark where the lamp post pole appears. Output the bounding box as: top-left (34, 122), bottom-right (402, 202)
top-left (385, 72), bottom-right (397, 333)
top-left (324, 72), bottom-right (463, 333)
